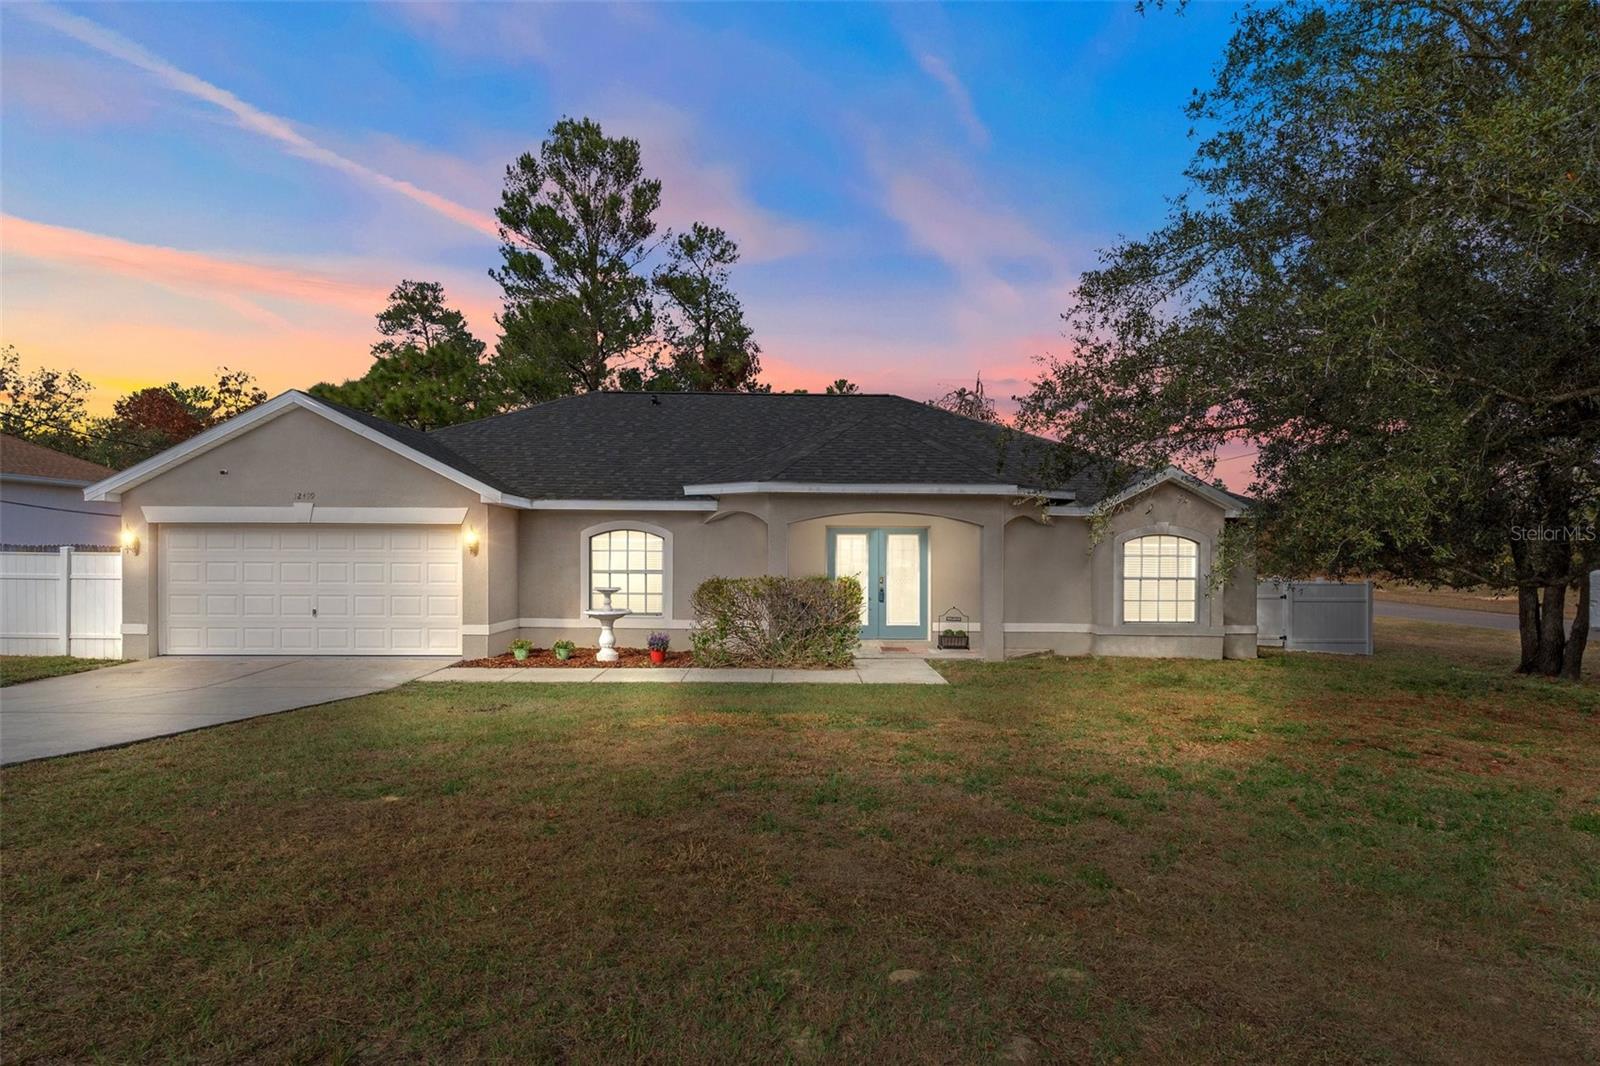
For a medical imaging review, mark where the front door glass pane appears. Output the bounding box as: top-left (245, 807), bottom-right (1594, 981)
top-left (834, 533), bottom-right (871, 625)
top-left (884, 533), bottom-right (921, 627)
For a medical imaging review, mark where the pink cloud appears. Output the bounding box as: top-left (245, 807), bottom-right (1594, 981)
top-left (593, 99), bottom-right (814, 264)
top-left (2, 214), bottom-right (390, 318)
top-left (914, 52), bottom-right (989, 148)
top-left (389, 2), bottom-right (554, 64)
top-left (0, 52), bottom-right (154, 128)
top-left (19, 5), bottom-right (500, 239)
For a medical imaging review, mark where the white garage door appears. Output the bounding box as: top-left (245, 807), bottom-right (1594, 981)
top-left (161, 526), bottom-right (462, 655)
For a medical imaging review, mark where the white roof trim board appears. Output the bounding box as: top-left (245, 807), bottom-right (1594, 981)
top-left (1046, 466), bottom-right (1245, 518)
top-left (140, 504), bottom-right (469, 525)
top-left (682, 481), bottom-right (1028, 497)
top-left (84, 392), bottom-right (512, 504)
top-left (507, 498), bottom-right (719, 511)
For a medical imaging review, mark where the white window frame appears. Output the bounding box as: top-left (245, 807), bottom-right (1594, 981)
top-left (580, 520), bottom-right (671, 618)
top-left (1113, 526), bottom-right (1209, 627)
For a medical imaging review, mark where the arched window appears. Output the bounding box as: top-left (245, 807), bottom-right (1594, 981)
top-left (1123, 535), bottom-right (1198, 622)
top-left (589, 528), bottom-right (665, 615)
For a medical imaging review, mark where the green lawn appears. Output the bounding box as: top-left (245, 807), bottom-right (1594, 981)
top-left (0, 655), bottom-right (122, 687)
top-left (4, 620), bottom-right (1596, 1063)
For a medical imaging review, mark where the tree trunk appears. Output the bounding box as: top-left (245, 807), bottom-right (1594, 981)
top-left (1533, 583), bottom-right (1568, 676)
top-left (1516, 586), bottom-right (1541, 673)
top-left (1563, 578), bottom-right (1590, 682)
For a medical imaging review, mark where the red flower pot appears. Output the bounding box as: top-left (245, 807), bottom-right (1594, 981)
top-left (649, 649), bottom-right (666, 664)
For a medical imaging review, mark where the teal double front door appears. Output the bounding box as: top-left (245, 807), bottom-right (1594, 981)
top-left (827, 527), bottom-right (928, 640)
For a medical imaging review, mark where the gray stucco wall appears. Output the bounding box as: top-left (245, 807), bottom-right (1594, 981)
top-left (1087, 481), bottom-right (1252, 659)
top-left (115, 407), bottom-right (487, 658)
top-left (509, 508), bottom-right (767, 650)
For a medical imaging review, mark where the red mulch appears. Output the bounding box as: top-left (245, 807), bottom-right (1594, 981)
top-left (457, 648), bottom-right (696, 669)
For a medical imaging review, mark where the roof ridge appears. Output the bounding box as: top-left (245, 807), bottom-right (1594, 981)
top-left (750, 409), bottom-right (879, 480)
top-left (870, 407), bottom-right (1014, 482)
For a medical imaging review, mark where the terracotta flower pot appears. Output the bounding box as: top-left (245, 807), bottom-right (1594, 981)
top-left (649, 649), bottom-right (666, 664)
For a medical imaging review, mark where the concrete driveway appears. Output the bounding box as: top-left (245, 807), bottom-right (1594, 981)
top-left (0, 656), bottom-right (450, 765)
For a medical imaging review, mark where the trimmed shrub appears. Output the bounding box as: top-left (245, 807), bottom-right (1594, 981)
top-left (690, 576), bottom-right (863, 668)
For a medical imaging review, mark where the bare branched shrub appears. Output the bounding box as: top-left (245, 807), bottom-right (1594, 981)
top-left (690, 576), bottom-right (862, 668)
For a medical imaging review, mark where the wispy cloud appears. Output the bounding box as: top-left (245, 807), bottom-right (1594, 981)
top-left (17, 4), bottom-right (500, 238)
top-left (914, 52), bottom-right (989, 148)
top-left (600, 99), bottom-right (814, 263)
top-left (864, 142), bottom-right (1061, 302)
top-left (2, 214), bottom-right (388, 321)
top-left (0, 52), bottom-right (154, 128)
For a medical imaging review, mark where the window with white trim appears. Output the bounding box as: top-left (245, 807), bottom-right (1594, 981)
top-left (1123, 535), bottom-right (1199, 622)
top-left (589, 528), bottom-right (664, 615)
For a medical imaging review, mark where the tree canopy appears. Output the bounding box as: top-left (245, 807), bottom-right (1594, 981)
top-left (651, 223), bottom-right (764, 392)
top-left (1018, 0), bottom-right (1599, 679)
top-left (490, 117), bottom-right (662, 398)
top-left (311, 281), bottom-right (488, 430)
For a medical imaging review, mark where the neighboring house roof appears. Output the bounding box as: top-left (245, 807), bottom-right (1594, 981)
top-left (0, 433), bottom-right (117, 485)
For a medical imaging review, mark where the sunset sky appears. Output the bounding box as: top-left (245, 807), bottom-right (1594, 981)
top-left (1, 2), bottom-right (1242, 436)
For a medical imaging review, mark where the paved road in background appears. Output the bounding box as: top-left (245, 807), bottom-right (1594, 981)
top-left (1374, 601), bottom-right (1520, 631)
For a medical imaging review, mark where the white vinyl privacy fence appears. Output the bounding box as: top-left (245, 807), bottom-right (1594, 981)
top-left (0, 548), bottom-right (122, 658)
top-left (1257, 579), bottom-right (1373, 655)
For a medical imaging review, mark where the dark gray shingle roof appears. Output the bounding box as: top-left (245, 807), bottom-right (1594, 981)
top-left (422, 391), bottom-right (1115, 502)
top-left (293, 389), bottom-right (1144, 503)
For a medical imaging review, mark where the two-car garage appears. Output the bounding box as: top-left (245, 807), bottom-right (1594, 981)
top-left (160, 525), bottom-right (462, 656)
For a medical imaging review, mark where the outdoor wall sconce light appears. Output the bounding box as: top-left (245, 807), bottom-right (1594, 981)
top-left (463, 527), bottom-right (480, 556)
top-left (120, 528), bottom-right (141, 556)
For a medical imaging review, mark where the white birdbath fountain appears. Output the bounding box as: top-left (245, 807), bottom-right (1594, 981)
top-left (584, 586), bottom-right (630, 663)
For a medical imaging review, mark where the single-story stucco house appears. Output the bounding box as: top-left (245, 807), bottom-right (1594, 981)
top-left (82, 390), bottom-right (1257, 662)
top-left (1, 433), bottom-right (120, 548)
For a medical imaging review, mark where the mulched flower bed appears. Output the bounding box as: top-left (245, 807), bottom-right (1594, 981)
top-left (457, 647), bottom-right (697, 669)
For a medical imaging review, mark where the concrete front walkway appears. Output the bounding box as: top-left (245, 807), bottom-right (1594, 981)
top-left (419, 657), bottom-right (947, 686)
top-left (0, 656), bottom-right (451, 765)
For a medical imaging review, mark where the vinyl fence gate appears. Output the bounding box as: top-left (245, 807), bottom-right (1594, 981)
top-left (1257, 579), bottom-right (1373, 655)
top-left (0, 548), bottom-right (123, 658)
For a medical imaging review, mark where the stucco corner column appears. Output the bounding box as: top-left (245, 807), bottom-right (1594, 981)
top-left (766, 510), bottom-right (789, 577)
top-left (981, 516), bottom-right (1004, 661)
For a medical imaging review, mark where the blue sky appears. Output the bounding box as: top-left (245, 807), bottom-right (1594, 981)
top-left (0, 1), bottom-right (1241, 409)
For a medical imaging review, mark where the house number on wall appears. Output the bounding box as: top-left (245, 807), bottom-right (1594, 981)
top-left (294, 492), bottom-right (316, 501)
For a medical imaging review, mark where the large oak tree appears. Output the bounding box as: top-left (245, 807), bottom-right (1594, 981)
top-left (1019, 1), bottom-right (1598, 679)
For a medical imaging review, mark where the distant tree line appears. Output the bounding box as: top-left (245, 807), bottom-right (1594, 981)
top-left (0, 345), bottom-right (267, 469)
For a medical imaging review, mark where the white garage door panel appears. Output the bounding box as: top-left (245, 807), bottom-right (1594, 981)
top-left (161, 525), bottom-right (461, 655)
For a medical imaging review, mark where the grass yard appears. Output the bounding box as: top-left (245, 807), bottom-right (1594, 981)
top-left (0, 655), bottom-right (122, 688)
top-left (3, 619), bottom-right (1596, 1063)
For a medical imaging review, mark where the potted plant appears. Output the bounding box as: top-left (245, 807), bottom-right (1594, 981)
top-left (553, 639), bottom-right (576, 662)
top-left (647, 631), bottom-right (671, 664)
top-left (510, 638), bottom-right (534, 662)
